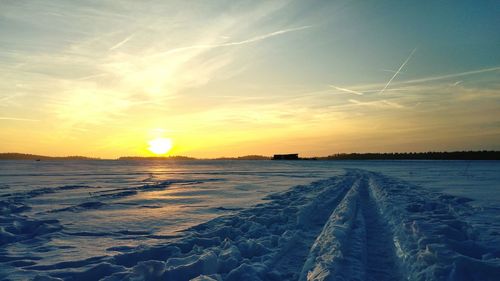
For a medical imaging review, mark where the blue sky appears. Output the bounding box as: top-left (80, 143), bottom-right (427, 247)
top-left (0, 0), bottom-right (499, 157)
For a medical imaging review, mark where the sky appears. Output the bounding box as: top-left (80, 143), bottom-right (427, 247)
top-left (1, 0), bottom-right (499, 158)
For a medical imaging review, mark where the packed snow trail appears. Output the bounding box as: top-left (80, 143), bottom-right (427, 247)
top-left (368, 172), bottom-right (500, 280)
top-left (300, 172), bottom-right (401, 281)
top-left (359, 178), bottom-right (401, 281)
top-left (2, 169), bottom-right (499, 280)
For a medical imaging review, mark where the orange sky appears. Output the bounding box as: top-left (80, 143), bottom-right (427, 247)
top-left (1, 1), bottom-right (499, 158)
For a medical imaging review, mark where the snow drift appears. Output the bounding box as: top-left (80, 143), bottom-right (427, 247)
top-left (1, 169), bottom-right (499, 280)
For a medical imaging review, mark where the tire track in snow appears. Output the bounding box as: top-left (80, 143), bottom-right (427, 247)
top-left (300, 175), bottom-right (363, 280)
top-left (14, 169), bottom-right (499, 281)
top-left (367, 172), bottom-right (500, 280)
top-left (300, 173), bottom-right (402, 281)
top-left (360, 177), bottom-right (401, 281)
top-left (23, 175), bottom-right (358, 281)
top-left (268, 176), bottom-right (357, 279)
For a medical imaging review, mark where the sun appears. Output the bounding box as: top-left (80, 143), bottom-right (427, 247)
top-left (147, 137), bottom-right (173, 155)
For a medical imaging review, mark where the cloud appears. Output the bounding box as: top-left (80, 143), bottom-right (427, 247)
top-left (159, 25), bottom-right (312, 56)
top-left (26, 3), bottom-right (314, 128)
top-left (325, 66), bottom-right (500, 96)
top-left (109, 34), bottom-right (134, 51)
top-left (348, 99), bottom-right (405, 109)
top-left (398, 66), bottom-right (500, 85)
top-left (0, 117), bottom-right (39, 122)
top-left (379, 48), bottom-right (417, 94)
top-left (329, 85), bottom-right (364, 95)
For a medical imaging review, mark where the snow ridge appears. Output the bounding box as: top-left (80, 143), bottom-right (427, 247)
top-left (368, 172), bottom-right (500, 280)
top-left (300, 172), bottom-right (401, 281)
top-left (2, 169), bottom-right (499, 280)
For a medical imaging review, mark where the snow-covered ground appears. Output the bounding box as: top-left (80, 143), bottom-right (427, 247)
top-left (0, 160), bottom-right (499, 280)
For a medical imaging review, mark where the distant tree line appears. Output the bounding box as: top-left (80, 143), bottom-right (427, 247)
top-left (0, 153), bottom-right (100, 160)
top-left (1, 151), bottom-right (499, 161)
top-left (318, 151), bottom-right (500, 160)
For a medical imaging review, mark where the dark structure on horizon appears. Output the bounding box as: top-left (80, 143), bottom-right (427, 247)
top-left (320, 151), bottom-right (500, 160)
top-left (272, 153), bottom-right (299, 160)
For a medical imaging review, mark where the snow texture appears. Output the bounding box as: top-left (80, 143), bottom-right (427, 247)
top-left (1, 162), bottom-right (499, 280)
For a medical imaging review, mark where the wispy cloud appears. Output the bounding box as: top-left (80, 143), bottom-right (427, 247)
top-left (379, 68), bottom-right (405, 74)
top-left (76, 73), bottom-right (108, 81)
top-left (2, 0), bottom-right (498, 156)
top-left (0, 117), bottom-right (39, 122)
top-left (0, 94), bottom-right (21, 102)
top-left (328, 66), bottom-right (500, 95)
top-left (379, 48), bottom-right (417, 94)
top-left (159, 25), bottom-right (312, 55)
top-left (21, 3), bottom-right (311, 128)
top-left (398, 66), bottom-right (500, 85)
top-left (348, 99), bottom-right (405, 109)
top-left (329, 85), bottom-right (364, 95)
top-left (109, 34), bottom-right (134, 51)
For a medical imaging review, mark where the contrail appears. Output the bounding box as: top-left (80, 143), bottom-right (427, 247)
top-left (399, 66), bottom-right (499, 85)
top-left (348, 99), bottom-right (404, 109)
top-left (0, 117), bottom-right (40, 122)
top-left (109, 34), bottom-right (134, 51)
top-left (77, 73), bottom-right (108, 81)
top-left (329, 85), bottom-right (364, 95)
top-left (159, 25), bottom-right (312, 56)
top-left (379, 48), bottom-right (417, 94)
top-left (325, 66), bottom-right (498, 98)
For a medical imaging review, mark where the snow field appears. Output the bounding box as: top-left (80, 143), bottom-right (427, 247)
top-left (2, 168), bottom-right (499, 280)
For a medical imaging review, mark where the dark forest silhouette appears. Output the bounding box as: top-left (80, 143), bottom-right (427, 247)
top-left (318, 151), bottom-right (500, 160)
top-left (1, 151), bottom-right (499, 161)
top-left (0, 153), bottom-right (100, 160)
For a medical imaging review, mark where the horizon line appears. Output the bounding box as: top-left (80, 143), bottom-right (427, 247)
top-left (1, 150), bottom-right (499, 161)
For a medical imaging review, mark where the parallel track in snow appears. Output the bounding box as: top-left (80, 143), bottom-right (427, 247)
top-left (300, 173), bottom-right (402, 281)
top-left (4, 169), bottom-right (499, 281)
top-left (359, 178), bottom-right (401, 281)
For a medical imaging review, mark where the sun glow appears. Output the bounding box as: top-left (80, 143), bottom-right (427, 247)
top-left (148, 137), bottom-right (173, 155)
